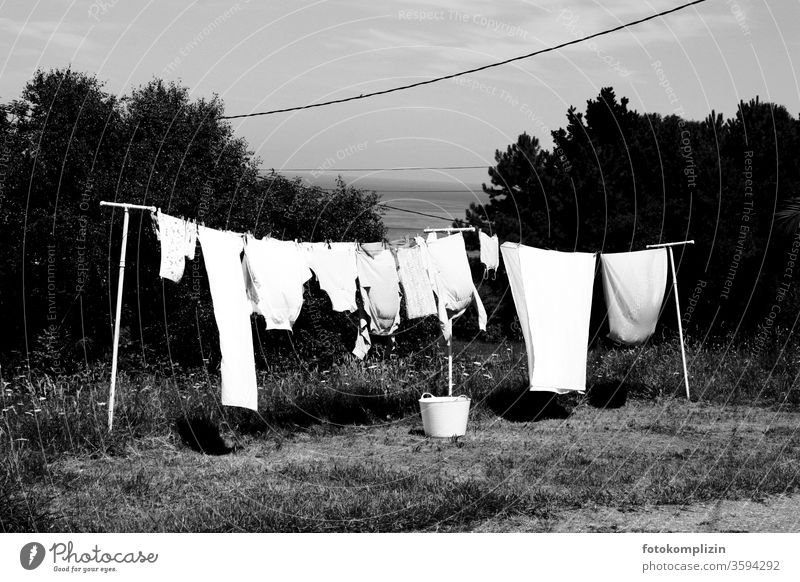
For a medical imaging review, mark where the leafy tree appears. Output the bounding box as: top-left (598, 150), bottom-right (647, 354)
top-left (0, 69), bottom-right (386, 370)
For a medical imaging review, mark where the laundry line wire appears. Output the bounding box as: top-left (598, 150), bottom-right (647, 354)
top-left (222, 0), bottom-right (708, 120)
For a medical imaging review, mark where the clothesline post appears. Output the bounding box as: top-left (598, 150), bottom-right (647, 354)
top-left (646, 240), bottom-right (694, 400)
top-left (447, 339), bottom-right (453, 396)
top-left (100, 201), bottom-right (157, 431)
top-left (424, 226), bottom-right (476, 397)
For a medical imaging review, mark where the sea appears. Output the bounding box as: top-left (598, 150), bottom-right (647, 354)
top-left (280, 172), bottom-right (491, 241)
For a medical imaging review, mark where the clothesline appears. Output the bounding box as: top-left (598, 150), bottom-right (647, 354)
top-left (101, 201), bottom-right (693, 431)
top-left (145, 209), bottom-right (489, 410)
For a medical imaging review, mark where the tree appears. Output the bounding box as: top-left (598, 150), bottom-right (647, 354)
top-left (0, 69), bottom-right (386, 370)
top-left (464, 88), bottom-right (800, 340)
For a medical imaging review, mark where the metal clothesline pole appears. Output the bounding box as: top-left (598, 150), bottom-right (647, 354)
top-left (646, 240), bottom-right (694, 400)
top-left (447, 338), bottom-right (454, 397)
top-left (100, 201), bottom-right (157, 431)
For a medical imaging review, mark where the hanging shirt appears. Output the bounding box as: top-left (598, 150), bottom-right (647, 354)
top-left (154, 210), bottom-right (197, 282)
top-left (501, 243), bottom-right (595, 394)
top-left (302, 242), bottom-right (358, 313)
top-left (243, 236), bottom-right (312, 331)
top-left (600, 249), bottom-right (668, 344)
top-left (197, 226), bottom-right (258, 411)
top-left (395, 245), bottom-right (437, 319)
top-left (352, 244), bottom-right (401, 359)
top-left (479, 231), bottom-right (500, 277)
top-left (420, 233), bottom-right (487, 341)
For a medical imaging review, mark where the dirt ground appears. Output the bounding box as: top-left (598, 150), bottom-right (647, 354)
top-left (474, 495), bottom-right (800, 532)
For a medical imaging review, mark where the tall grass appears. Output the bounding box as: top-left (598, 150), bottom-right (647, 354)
top-left (3, 332), bottom-right (800, 532)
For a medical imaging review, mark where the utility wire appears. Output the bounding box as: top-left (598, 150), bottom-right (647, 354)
top-left (378, 203), bottom-right (457, 222)
top-left (223, 0), bottom-right (708, 120)
top-left (323, 189), bottom-right (482, 193)
top-left (262, 165), bottom-right (487, 172)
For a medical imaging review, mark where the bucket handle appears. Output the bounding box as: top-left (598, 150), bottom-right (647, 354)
top-left (420, 393), bottom-right (469, 400)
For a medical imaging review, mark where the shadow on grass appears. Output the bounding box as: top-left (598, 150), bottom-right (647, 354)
top-left (488, 389), bottom-right (571, 422)
top-left (175, 416), bottom-right (235, 455)
top-left (222, 390), bottom-right (422, 436)
top-left (587, 381), bottom-right (630, 409)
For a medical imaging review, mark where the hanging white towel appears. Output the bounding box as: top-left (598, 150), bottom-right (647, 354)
top-left (396, 245), bottom-right (437, 319)
top-left (501, 243), bottom-right (596, 394)
top-left (154, 211), bottom-right (196, 282)
top-left (243, 236), bottom-right (312, 331)
top-left (198, 226), bottom-right (258, 411)
top-left (302, 242), bottom-right (358, 313)
top-left (600, 248), bottom-right (668, 344)
top-left (420, 233), bottom-right (487, 341)
top-left (479, 231), bottom-right (500, 277)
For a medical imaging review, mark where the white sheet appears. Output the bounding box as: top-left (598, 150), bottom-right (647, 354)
top-left (501, 243), bottom-right (596, 394)
top-left (600, 248), bottom-right (668, 344)
top-left (479, 231), bottom-right (500, 276)
top-left (198, 226), bottom-right (258, 411)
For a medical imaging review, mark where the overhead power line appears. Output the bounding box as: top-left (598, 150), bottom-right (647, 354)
top-left (262, 165), bottom-right (487, 172)
top-left (223, 0), bottom-right (708, 120)
top-left (378, 203), bottom-right (457, 222)
top-left (329, 189), bottom-right (481, 193)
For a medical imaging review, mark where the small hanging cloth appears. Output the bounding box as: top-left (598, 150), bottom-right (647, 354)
top-left (479, 231), bottom-right (500, 278)
top-left (302, 241), bottom-right (358, 313)
top-left (152, 210), bottom-right (197, 282)
top-left (395, 245), bottom-right (438, 319)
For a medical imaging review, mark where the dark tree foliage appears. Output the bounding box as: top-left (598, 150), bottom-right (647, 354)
top-left (464, 88), bottom-right (800, 340)
top-left (0, 69), bottom-right (385, 371)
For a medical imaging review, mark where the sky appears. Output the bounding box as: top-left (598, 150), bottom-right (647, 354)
top-left (1, 0), bottom-right (798, 230)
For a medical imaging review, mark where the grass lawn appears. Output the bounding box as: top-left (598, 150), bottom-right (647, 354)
top-left (4, 337), bottom-right (800, 532)
top-left (17, 398), bottom-right (800, 532)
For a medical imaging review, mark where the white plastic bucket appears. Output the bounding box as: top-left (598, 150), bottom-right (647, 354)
top-left (418, 393), bottom-right (471, 438)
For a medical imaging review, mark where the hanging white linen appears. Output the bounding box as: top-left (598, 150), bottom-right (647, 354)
top-left (501, 243), bottom-right (596, 394)
top-left (600, 248), bottom-right (668, 344)
top-left (198, 226), bottom-right (258, 411)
